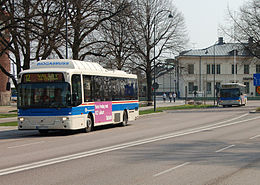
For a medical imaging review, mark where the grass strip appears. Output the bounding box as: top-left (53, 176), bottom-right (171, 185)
top-left (139, 109), bottom-right (163, 115)
top-left (0, 114), bottom-right (18, 118)
top-left (140, 104), bottom-right (216, 115)
top-left (0, 122), bottom-right (18, 126)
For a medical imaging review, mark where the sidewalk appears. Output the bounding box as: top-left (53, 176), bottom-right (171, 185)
top-left (0, 105), bottom-right (17, 124)
top-left (0, 105), bottom-right (17, 114)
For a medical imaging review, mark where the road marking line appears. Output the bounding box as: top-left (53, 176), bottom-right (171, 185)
top-left (0, 113), bottom-right (259, 176)
top-left (153, 162), bottom-right (190, 177)
top-left (8, 141), bottom-right (45, 149)
top-left (249, 135), bottom-right (260, 140)
top-left (216, 145), bottom-right (235, 153)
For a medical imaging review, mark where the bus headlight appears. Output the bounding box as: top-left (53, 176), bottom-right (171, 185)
top-left (18, 117), bottom-right (24, 122)
top-left (62, 117), bottom-right (69, 121)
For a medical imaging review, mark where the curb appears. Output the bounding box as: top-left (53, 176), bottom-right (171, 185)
top-left (138, 111), bottom-right (166, 118)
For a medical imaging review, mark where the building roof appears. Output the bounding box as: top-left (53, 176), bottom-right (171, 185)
top-left (179, 43), bottom-right (249, 57)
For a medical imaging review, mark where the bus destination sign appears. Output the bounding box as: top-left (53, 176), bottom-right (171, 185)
top-left (22, 73), bottom-right (64, 83)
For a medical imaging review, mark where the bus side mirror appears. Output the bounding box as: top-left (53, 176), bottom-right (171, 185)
top-left (6, 82), bottom-right (11, 91)
top-left (66, 94), bottom-right (71, 104)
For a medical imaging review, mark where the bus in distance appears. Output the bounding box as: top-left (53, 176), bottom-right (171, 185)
top-left (17, 59), bottom-right (139, 134)
top-left (219, 83), bottom-right (247, 107)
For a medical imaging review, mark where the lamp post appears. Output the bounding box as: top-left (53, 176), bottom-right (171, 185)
top-left (213, 43), bottom-right (216, 106)
top-left (153, 11), bottom-right (173, 112)
top-left (212, 39), bottom-right (220, 106)
top-left (153, 23), bottom-right (156, 112)
top-left (65, 0), bottom-right (68, 59)
top-left (199, 55), bottom-right (202, 92)
top-left (205, 50), bottom-right (208, 105)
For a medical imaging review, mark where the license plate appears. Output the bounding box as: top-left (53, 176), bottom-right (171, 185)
top-left (36, 126), bottom-right (48, 129)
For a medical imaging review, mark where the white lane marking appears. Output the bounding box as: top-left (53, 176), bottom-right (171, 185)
top-left (249, 135), bottom-right (260, 140)
top-left (153, 162), bottom-right (190, 177)
top-left (8, 141), bottom-right (45, 149)
top-left (215, 145), bottom-right (235, 153)
top-left (0, 113), bottom-right (258, 176)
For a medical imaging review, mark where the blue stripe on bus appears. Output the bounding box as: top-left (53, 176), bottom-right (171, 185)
top-left (18, 103), bottom-right (139, 117)
top-left (220, 97), bottom-right (240, 101)
top-left (112, 103), bottom-right (138, 111)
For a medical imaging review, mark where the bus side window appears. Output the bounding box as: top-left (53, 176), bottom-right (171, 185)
top-left (72, 74), bottom-right (82, 106)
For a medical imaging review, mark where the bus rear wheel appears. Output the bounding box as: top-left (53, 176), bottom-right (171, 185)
top-left (121, 111), bottom-right (128, 127)
top-left (85, 115), bottom-right (93, 133)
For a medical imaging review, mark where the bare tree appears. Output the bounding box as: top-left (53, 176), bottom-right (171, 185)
top-left (64, 0), bottom-right (130, 61)
top-left (222, 0), bottom-right (260, 59)
top-left (97, 0), bottom-right (135, 70)
top-left (129, 0), bottom-right (187, 103)
top-left (0, 0), bottom-right (65, 88)
top-left (0, 0), bottom-right (132, 89)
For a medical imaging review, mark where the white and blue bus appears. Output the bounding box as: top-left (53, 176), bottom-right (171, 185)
top-left (219, 83), bottom-right (247, 107)
top-left (17, 59), bottom-right (139, 134)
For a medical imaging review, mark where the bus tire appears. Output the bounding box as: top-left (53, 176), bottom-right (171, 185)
top-left (121, 110), bottom-right (128, 127)
top-left (85, 114), bottom-right (94, 133)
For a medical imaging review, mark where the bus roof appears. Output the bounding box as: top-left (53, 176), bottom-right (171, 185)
top-left (20, 59), bottom-right (136, 78)
top-left (221, 83), bottom-right (246, 88)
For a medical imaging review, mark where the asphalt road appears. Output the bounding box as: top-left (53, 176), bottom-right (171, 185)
top-left (0, 102), bottom-right (260, 185)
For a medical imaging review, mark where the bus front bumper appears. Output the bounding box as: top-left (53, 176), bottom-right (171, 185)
top-left (219, 99), bottom-right (241, 106)
top-left (18, 116), bottom-right (73, 130)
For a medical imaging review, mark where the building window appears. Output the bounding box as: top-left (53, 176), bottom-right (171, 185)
top-left (206, 82), bottom-right (212, 94)
top-left (216, 64), bottom-right (221, 74)
top-left (212, 64), bottom-right (215, 74)
top-left (244, 65), bottom-right (249, 74)
top-left (244, 82), bottom-right (249, 94)
top-left (188, 82), bottom-right (194, 93)
top-left (232, 64), bottom-right (237, 74)
top-left (188, 64), bottom-right (194, 74)
top-left (207, 64), bottom-right (210, 74)
top-left (256, 64), bottom-right (260, 73)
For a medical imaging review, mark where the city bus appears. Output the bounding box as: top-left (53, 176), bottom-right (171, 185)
top-left (219, 83), bottom-right (247, 107)
top-left (17, 59), bottom-right (139, 134)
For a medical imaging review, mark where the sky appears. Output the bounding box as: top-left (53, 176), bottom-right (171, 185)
top-left (173, 0), bottom-right (248, 49)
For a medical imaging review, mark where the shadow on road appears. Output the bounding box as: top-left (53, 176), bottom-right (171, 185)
top-left (0, 123), bottom-right (130, 140)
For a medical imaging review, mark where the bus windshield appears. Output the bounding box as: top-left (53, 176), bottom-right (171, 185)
top-left (18, 83), bottom-right (71, 109)
top-left (220, 88), bottom-right (240, 98)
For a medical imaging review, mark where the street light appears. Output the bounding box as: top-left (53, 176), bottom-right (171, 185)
top-left (65, 0), bottom-right (68, 59)
top-left (213, 43), bottom-right (216, 106)
top-left (212, 39), bottom-right (220, 106)
top-left (153, 11), bottom-right (173, 112)
top-left (205, 41), bottom-right (217, 106)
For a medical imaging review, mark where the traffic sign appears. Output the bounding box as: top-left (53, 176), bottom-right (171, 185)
top-left (257, 86), bottom-right (260, 94)
top-left (153, 82), bottom-right (159, 90)
top-left (253, 74), bottom-right (260, 86)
